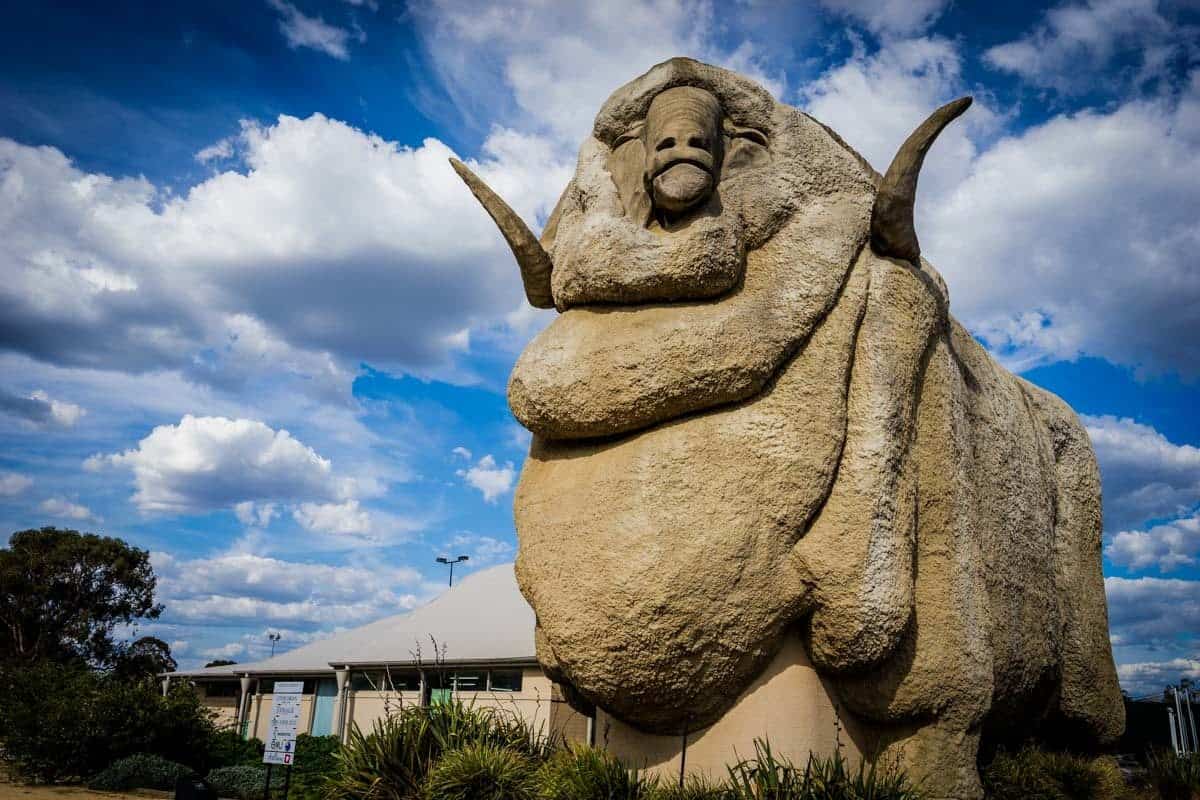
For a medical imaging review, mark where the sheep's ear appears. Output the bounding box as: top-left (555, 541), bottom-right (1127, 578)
top-left (607, 123), bottom-right (653, 226)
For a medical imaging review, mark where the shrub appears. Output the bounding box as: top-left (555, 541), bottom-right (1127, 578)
top-left (325, 701), bottom-right (553, 800)
top-left (534, 744), bottom-right (657, 800)
top-left (87, 753), bottom-right (196, 792)
top-left (207, 764), bottom-right (283, 800)
top-left (291, 734), bottom-right (342, 800)
top-left (423, 743), bottom-right (536, 800)
top-left (0, 660), bottom-right (216, 782)
top-left (207, 730), bottom-right (265, 769)
top-left (1143, 750), bottom-right (1200, 800)
top-left (982, 745), bottom-right (1138, 800)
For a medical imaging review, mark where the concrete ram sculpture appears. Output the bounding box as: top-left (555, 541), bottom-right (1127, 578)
top-left (452, 57), bottom-right (1123, 799)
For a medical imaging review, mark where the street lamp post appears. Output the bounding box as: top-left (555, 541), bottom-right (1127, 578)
top-left (268, 632), bottom-right (281, 657)
top-left (436, 555), bottom-right (469, 586)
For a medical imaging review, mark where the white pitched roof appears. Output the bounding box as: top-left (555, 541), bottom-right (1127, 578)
top-left (173, 563), bottom-right (535, 678)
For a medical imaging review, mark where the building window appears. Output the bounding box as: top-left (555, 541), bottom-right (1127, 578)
top-left (388, 671), bottom-right (420, 692)
top-left (351, 671), bottom-right (385, 691)
top-left (488, 670), bottom-right (523, 692)
top-left (452, 672), bottom-right (485, 692)
top-left (204, 682), bottom-right (240, 698)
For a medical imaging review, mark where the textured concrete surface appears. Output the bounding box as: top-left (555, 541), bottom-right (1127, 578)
top-left (458, 57), bottom-right (1124, 799)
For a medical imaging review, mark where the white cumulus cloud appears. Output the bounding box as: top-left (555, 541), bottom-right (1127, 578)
top-left (93, 415), bottom-right (345, 514)
top-left (40, 497), bottom-right (98, 522)
top-left (1085, 414), bottom-right (1200, 531)
top-left (1107, 513), bottom-right (1200, 573)
top-left (266, 0), bottom-right (364, 61)
top-left (456, 453), bottom-right (515, 503)
top-left (153, 551), bottom-right (423, 627)
top-left (817, 0), bottom-right (950, 36)
top-left (0, 387), bottom-right (84, 428)
top-left (0, 471), bottom-right (32, 496)
top-left (293, 499), bottom-right (372, 536)
top-left (983, 0), bottom-right (1194, 94)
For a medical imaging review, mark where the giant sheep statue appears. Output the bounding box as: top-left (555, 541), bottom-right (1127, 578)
top-left (451, 58), bottom-right (1123, 799)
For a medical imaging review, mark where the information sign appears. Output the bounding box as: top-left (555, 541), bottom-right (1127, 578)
top-left (262, 681), bottom-right (304, 765)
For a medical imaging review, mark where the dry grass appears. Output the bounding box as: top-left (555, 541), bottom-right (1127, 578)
top-left (0, 775), bottom-right (168, 800)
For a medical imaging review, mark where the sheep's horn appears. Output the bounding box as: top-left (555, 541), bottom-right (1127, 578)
top-left (450, 158), bottom-right (554, 309)
top-left (870, 96), bottom-right (972, 264)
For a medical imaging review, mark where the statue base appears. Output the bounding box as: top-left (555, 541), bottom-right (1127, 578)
top-left (596, 635), bottom-right (870, 780)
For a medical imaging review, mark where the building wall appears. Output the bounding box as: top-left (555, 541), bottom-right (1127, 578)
top-left (196, 665), bottom-right (592, 747)
top-left (197, 685), bottom-right (239, 730)
top-left (343, 667), bottom-right (557, 738)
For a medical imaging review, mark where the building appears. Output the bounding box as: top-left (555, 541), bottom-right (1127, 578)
top-left (167, 564), bottom-right (590, 745)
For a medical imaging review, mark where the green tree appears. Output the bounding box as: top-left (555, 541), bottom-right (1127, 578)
top-left (0, 526), bottom-right (162, 666)
top-left (112, 635), bottom-right (177, 680)
top-left (204, 658), bottom-right (238, 668)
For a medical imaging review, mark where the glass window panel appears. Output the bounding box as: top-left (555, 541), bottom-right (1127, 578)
top-left (350, 671), bottom-right (383, 691)
top-left (488, 670), bottom-right (523, 692)
top-left (452, 672), bottom-right (485, 692)
top-left (388, 671), bottom-right (421, 691)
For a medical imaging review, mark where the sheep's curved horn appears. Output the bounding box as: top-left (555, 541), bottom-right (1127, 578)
top-left (870, 96), bottom-right (972, 264)
top-left (450, 158), bottom-right (554, 309)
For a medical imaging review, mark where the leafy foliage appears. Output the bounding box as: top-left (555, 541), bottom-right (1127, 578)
top-left (0, 660), bottom-right (216, 782)
top-left (291, 734), bottom-right (342, 800)
top-left (207, 764), bottom-right (283, 800)
top-left (982, 746), bottom-right (1139, 800)
top-left (111, 635), bottom-right (177, 680)
top-left (423, 743), bottom-right (537, 800)
top-left (207, 730), bottom-right (265, 770)
top-left (87, 753), bottom-right (196, 792)
top-left (0, 527), bottom-right (161, 666)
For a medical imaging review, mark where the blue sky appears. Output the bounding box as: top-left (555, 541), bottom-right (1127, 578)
top-left (0, 0), bottom-right (1197, 695)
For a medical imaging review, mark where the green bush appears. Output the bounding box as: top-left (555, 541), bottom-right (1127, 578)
top-left (325, 700), bottom-right (553, 800)
top-left (291, 734), bottom-right (342, 800)
top-left (87, 753), bottom-right (196, 792)
top-left (534, 744), bottom-right (657, 800)
top-left (207, 764), bottom-right (283, 800)
top-left (207, 730), bottom-right (265, 769)
top-left (1143, 750), bottom-right (1200, 800)
top-left (982, 746), bottom-right (1137, 800)
top-left (0, 660), bottom-right (216, 782)
top-left (423, 743), bottom-right (536, 800)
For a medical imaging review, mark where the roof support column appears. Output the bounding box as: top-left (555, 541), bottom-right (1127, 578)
top-left (334, 667), bottom-right (350, 743)
top-left (161, 676), bottom-right (170, 697)
top-left (237, 675), bottom-right (253, 738)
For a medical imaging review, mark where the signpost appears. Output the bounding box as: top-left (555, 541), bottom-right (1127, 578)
top-left (262, 681), bottom-right (303, 800)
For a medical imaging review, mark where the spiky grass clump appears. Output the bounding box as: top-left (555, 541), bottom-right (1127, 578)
top-left (647, 776), bottom-right (732, 799)
top-left (324, 700), bottom-right (554, 800)
top-left (534, 744), bottom-right (658, 800)
top-left (982, 745), bottom-right (1144, 800)
top-left (422, 743), bottom-right (536, 800)
top-left (1143, 749), bottom-right (1200, 800)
